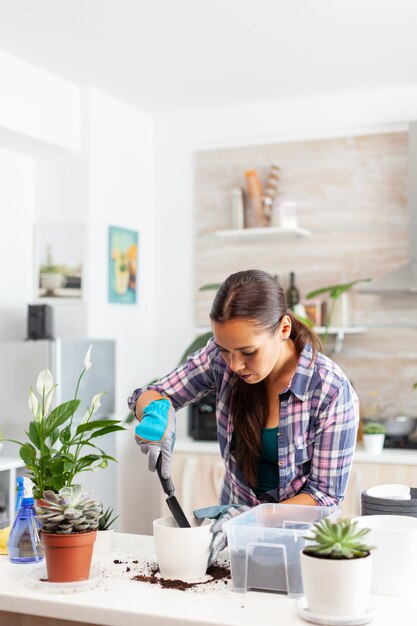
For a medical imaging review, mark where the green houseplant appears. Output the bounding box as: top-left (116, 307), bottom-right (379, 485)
top-left (363, 421), bottom-right (387, 435)
top-left (37, 484), bottom-right (102, 582)
top-left (3, 344), bottom-right (125, 498)
top-left (95, 505), bottom-right (120, 555)
top-left (301, 517), bottom-right (374, 618)
top-left (98, 506), bottom-right (119, 531)
top-left (362, 420), bottom-right (386, 454)
top-left (306, 278), bottom-right (371, 351)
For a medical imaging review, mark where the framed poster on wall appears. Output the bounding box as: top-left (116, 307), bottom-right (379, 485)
top-left (108, 226), bottom-right (138, 304)
top-left (34, 223), bottom-right (84, 300)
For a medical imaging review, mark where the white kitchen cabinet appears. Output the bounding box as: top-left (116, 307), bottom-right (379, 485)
top-left (341, 460), bottom-right (417, 518)
top-left (167, 445), bottom-right (417, 520)
top-left (160, 451), bottom-right (224, 517)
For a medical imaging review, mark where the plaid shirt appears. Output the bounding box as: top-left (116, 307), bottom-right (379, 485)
top-left (128, 339), bottom-right (359, 507)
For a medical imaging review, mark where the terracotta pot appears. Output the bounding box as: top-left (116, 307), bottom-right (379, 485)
top-left (41, 530), bottom-right (97, 582)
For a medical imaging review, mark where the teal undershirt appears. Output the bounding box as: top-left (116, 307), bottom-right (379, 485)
top-left (254, 426), bottom-right (280, 497)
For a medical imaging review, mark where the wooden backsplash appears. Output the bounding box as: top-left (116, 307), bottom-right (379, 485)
top-left (193, 131), bottom-right (417, 417)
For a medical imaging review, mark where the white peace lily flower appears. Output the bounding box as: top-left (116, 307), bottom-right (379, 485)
top-left (84, 344), bottom-right (93, 371)
top-left (44, 387), bottom-right (55, 416)
top-left (91, 392), bottom-right (105, 415)
top-left (36, 369), bottom-right (54, 396)
top-left (81, 408), bottom-right (91, 424)
top-left (28, 389), bottom-right (39, 418)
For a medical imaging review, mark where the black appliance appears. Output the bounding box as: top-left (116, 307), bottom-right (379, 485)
top-left (188, 391), bottom-right (217, 441)
top-left (384, 435), bottom-right (417, 450)
top-left (27, 304), bottom-right (54, 340)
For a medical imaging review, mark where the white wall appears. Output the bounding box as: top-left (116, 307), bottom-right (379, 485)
top-left (0, 50), bottom-right (80, 151)
top-left (153, 85), bottom-right (417, 375)
top-left (85, 88), bottom-right (156, 533)
top-left (0, 53), bottom-right (158, 534)
top-left (0, 147), bottom-right (35, 338)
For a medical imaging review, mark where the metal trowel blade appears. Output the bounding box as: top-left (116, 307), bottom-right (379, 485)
top-left (166, 495), bottom-right (191, 528)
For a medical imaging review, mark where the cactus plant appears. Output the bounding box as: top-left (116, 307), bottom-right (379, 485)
top-left (37, 485), bottom-right (102, 534)
top-left (303, 517), bottom-right (374, 560)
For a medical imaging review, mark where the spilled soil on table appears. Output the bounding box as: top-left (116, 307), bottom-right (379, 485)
top-left (131, 562), bottom-right (231, 591)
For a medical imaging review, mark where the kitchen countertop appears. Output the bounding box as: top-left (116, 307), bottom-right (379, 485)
top-left (175, 437), bottom-right (417, 465)
top-left (353, 445), bottom-right (417, 465)
top-left (0, 532), bottom-right (415, 626)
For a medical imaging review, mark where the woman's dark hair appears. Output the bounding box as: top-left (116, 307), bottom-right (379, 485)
top-left (210, 269), bottom-right (321, 488)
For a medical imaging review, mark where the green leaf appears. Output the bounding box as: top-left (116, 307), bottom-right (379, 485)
top-left (19, 444), bottom-right (37, 466)
top-left (44, 399), bottom-right (81, 438)
top-left (306, 278), bottom-right (371, 300)
top-left (178, 331), bottom-right (213, 365)
top-left (48, 475), bottom-right (66, 492)
top-left (124, 412), bottom-right (136, 424)
top-left (49, 427), bottom-right (60, 447)
top-left (75, 419), bottom-right (122, 435)
top-left (198, 283), bottom-right (221, 291)
top-left (27, 421), bottom-right (41, 449)
top-left (87, 425), bottom-right (126, 440)
top-left (59, 425), bottom-right (72, 444)
top-left (74, 455), bottom-right (102, 472)
top-left (102, 453), bottom-right (117, 462)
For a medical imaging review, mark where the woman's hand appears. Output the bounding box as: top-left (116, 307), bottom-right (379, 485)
top-left (134, 398), bottom-right (176, 479)
top-left (193, 504), bottom-right (249, 564)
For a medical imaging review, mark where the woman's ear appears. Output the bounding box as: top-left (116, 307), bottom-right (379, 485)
top-left (279, 314), bottom-right (292, 341)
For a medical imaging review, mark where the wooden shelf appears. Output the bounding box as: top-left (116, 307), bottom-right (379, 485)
top-left (199, 225), bottom-right (311, 240)
top-left (194, 325), bottom-right (366, 336)
top-left (314, 326), bottom-right (366, 353)
top-left (314, 326), bottom-right (366, 335)
top-left (193, 325), bottom-right (366, 354)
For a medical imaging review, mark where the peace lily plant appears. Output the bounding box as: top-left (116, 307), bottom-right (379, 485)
top-left (3, 345), bottom-right (125, 499)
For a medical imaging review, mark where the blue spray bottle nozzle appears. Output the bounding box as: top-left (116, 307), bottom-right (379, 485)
top-left (15, 476), bottom-right (25, 512)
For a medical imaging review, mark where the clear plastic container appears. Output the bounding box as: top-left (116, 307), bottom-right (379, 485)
top-left (224, 503), bottom-right (337, 597)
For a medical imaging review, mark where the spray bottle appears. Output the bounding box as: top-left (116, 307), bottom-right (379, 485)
top-left (7, 477), bottom-right (44, 563)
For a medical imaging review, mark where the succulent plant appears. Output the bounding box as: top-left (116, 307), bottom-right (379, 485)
top-left (37, 484), bottom-right (102, 534)
top-left (98, 505), bottom-right (119, 531)
top-left (303, 518), bottom-right (374, 560)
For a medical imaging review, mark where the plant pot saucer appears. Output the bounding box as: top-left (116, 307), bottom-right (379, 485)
top-left (296, 597), bottom-right (375, 625)
top-left (26, 565), bottom-right (101, 594)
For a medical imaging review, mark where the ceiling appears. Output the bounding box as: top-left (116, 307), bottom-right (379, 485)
top-left (0, 0), bottom-right (416, 115)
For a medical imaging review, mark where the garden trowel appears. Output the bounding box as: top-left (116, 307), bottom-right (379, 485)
top-left (156, 454), bottom-right (191, 528)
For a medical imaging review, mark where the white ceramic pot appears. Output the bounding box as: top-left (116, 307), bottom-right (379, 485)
top-left (40, 272), bottom-right (67, 292)
top-left (353, 515), bottom-right (417, 595)
top-left (300, 551), bottom-right (372, 617)
top-left (363, 433), bottom-right (385, 454)
top-left (153, 515), bottom-right (213, 582)
top-left (93, 528), bottom-right (114, 555)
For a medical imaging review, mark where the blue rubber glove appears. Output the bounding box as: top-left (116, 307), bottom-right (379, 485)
top-left (193, 504), bottom-right (250, 565)
top-left (135, 398), bottom-right (176, 479)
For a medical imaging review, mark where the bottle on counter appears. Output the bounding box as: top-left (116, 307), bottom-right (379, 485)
top-left (286, 272), bottom-right (300, 310)
top-left (7, 477), bottom-right (44, 564)
top-left (231, 188), bottom-right (245, 230)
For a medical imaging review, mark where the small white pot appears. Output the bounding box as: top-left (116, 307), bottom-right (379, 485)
top-left (363, 433), bottom-right (385, 454)
top-left (353, 515), bottom-right (417, 595)
top-left (300, 551), bottom-right (372, 617)
top-left (153, 516), bottom-right (213, 582)
top-left (93, 528), bottom-right (114, 555)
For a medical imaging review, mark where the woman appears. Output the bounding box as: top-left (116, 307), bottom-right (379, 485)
top-left (128, 270), bottom-right (359, 557)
